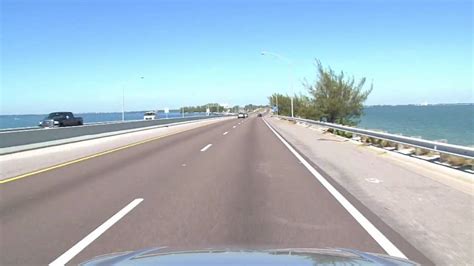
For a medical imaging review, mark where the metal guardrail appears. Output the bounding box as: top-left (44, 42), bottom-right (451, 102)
top-left (279, 115), bottom-right (474, 159)
top-left (0, 115), bottom-right (223, 149)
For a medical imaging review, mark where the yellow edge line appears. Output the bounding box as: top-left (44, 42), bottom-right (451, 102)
top-left (0, 124), bottom-right (207, 184)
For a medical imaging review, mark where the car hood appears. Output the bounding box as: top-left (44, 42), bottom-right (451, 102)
top-left (80, 247), bottom-right (419, 265)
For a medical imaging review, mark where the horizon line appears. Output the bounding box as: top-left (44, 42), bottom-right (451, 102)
top-left (1, 102), bottom-right (473, 116)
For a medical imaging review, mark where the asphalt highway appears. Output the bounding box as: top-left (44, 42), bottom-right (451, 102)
top-left (0, 114), bottom-right (430, 265)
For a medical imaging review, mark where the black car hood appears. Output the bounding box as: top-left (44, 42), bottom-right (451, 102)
top-left (80, 247), bottom-right (419, 265)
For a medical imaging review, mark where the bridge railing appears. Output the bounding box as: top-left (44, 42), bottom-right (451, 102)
top-left (278, 115), bottom-right (474, 159)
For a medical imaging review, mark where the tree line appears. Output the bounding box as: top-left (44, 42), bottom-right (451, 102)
top-left (269, 60), bottom-right (372, 126)
top-left (180, 103), bottom-right (227, 113)
top-left (244, 104), bottom-right (267, 111)
top-left (180, 103), bottom-right (267, 113)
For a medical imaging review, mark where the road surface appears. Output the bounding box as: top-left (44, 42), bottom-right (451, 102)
top-left (0, 115), bottom-right (431, 265)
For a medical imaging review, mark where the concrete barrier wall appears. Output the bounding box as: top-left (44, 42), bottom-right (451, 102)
top-left (0, 116), bottom-right (219, 148)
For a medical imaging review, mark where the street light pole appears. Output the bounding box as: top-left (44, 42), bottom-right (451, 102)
top-left (276, 94), bottom-right (279, 115)
top-left (122, 76), bottom-right (144, 122)
top-left (122, 87), bottom-right (125, 122)
top-left (290, 95), bottom-right (294, 117)
top-left (261, 51), bottom-right (295, 118)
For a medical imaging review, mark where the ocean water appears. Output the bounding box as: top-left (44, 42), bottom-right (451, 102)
top-left (0, 111), bottom-right (206, 130)
top-left (1, 105), bottom-right (473, 146)
top-left (359, 104), bottom-right (473, 146)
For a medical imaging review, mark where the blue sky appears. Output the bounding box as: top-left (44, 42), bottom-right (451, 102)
top-left (1, 0), bottom-right (472, 114)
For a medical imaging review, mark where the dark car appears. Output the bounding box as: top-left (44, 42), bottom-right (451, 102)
top-left (39, 112), bottom-right (83, 128)
top-left (257, 113), bottom-right (263, 117)
top-left (80, 247), bottom-right (419, 265)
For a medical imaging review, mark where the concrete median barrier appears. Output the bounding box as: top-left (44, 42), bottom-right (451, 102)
top-left (0, 116), bottom-right (222, 149)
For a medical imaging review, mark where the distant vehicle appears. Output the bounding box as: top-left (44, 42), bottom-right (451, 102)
top-left (244, 113), bottom-right (249, 118)
top-left (144, 111), bottom-right (157, 120)
top-left (238, 113), bottom-right (245, 118)
top-left (80, 247), bottom-right (419, 265)
top-left (39, 112), bottom-right (83, 128)
top-left (257, 113), bottom-right (262, 117)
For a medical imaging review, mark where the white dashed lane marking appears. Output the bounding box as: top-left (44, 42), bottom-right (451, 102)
top-left (200, 144), bottom-right (213, 152)
top-left (49, 198), bottom-right (144, 265)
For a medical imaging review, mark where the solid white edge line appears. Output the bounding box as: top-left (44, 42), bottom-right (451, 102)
top-left (200, 144), bottom-right (213, 152)
top-left (49, 198), bottom-right (144, 266)
top-left (223, 131), bottom-right (229, 135)
top-left (262, 119), bottom-right (407, 259)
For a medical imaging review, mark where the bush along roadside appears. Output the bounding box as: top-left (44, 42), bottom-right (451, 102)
top-left (324, 126), bottom-right (474, 170)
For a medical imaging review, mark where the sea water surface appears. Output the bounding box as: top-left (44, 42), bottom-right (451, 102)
top-left (1, 105), bottom-right (473, 146)
top-left (0, 111), bottom-right (205, 129)
top-left (359, 104), bottom-right (473, 146)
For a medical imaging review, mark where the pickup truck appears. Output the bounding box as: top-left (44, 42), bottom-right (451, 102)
top-left (144, 111), bottom-right (157, 120)
top-left (39, 112), bottom-right (83, 128)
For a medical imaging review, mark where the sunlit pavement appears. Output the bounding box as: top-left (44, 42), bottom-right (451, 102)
top-left (0, 115), bottom-right (431, 265)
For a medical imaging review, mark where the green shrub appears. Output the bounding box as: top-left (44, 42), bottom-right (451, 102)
top-left (440, 154), bottom-right (471, 166)
top-left (415, 147), bottom-right (430, 156)
top-left (380, 140), bottom-right (391, 147)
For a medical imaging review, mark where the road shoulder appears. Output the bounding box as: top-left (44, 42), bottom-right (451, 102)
top-left (266, 116), bottom-right (474, 265)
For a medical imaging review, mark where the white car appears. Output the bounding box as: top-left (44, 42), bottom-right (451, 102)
top-left (144, 111), bottom-right (157, 120)
top-left (237, 113), bottom-right (249, 118)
